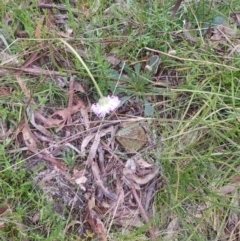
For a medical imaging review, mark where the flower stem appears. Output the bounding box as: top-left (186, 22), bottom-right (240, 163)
top-left (59, 38), bottom-right (104, 98)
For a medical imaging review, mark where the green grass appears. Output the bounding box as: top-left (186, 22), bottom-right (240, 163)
top-left (0, 0), bottom-right (240, 240)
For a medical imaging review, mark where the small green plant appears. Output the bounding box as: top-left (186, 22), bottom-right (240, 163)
top-left (108, 55), bottom-right (161, 116)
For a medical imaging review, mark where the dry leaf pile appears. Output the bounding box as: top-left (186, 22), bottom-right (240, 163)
top-left (23, 93), bottom-right (163, 240)
top-left (0, 68), bottom-right (164, 239)
top-left (0, 52), bottom-right (164, 239)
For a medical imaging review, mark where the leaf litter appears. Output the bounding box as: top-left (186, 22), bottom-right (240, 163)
top-left (9, 52), bottom-right (163, 238)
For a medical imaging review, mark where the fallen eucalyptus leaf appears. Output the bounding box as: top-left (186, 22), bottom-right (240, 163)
top-left (116, 122), bottom-right (147, 152)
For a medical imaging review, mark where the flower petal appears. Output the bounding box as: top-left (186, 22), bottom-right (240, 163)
top-left (91, 95), bottom-right (120, 117)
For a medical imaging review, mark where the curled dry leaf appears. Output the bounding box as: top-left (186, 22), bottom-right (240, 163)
top-left (34, 110), bottom-right (55, 127)
top-left (81, 126), bottom-right (113, 156)
top-left (81, 133), bottom-right (96, 155)
top-left (86, 208), bottom-right (107, 241)
top-left (0, 203), bottom-right (11, 216)
top-left (22, 121), bottom-right (39, 153)
top-left (27, 106), bottom-right (52, 137)
top-left (73, 81), bottom-right (87, 93)
top-left (106, 54), bottom-right (121, 66)
top-left (46, 97), bottom-right (84, 127)
top-left (123, 165), bottom-right (159, 186)
top-left (131, 154), bottom-right (153, 168)
top-left (16, 73), bottom-right (30, 98)
top-left (219, 184), bottom-right (237, 195)
top-left (211, 23), bottom-right (236, 41)
top-left (0, 87), bottom-right (11, 95)
top-left (57, 30), bottom-right (73, 38)
top-left (22, 119), bottom-right (66, 170)
top-left (218, 175), bottom-right (240, 195)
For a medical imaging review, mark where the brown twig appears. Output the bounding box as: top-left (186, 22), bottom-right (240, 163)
top-left (37, 153), bottom-right (67, 170)
top-left (67, 76), bottom-right (74, 126)
top-left (170, 0), bottom-right (184, 19)
top-left (1, 66), bottom-right (68, 76)
top-left (38, 2), bottom-right (71, 11)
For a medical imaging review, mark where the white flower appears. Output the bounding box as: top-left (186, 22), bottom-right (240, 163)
top-left (91, 95), bottom-right (121, 117)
